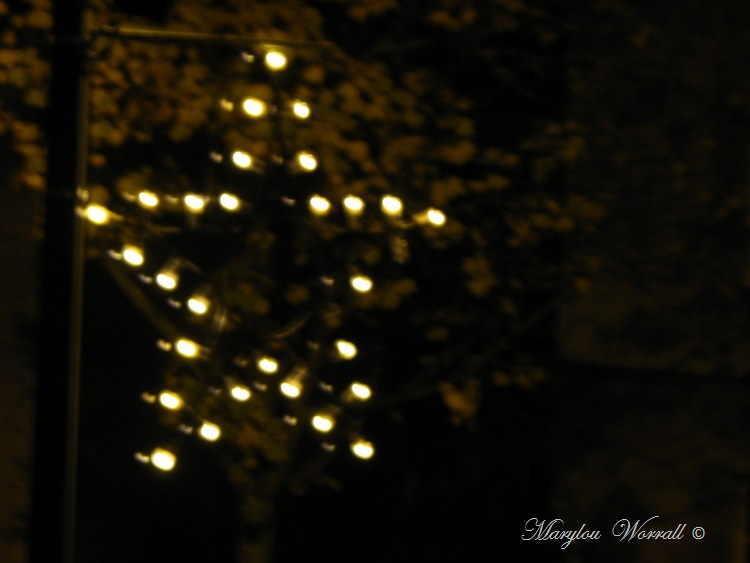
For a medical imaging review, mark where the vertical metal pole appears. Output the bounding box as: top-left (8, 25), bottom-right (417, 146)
top-left (28, 0), bottom-right (87, 562)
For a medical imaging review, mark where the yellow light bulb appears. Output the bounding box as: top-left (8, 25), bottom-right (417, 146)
top-left (138, 190), bottom-right (159, 208)
top-left (158, 391), bottom-right (183, 410)
top-left (219, 98), bottom-right (234, 111)
top-left (199, 421), bottom-right (221, 441)
top-left (257, 356), bottom-right (279, 374)
top-left (292, 100), bottom-right (311, 119)
top-left (156, 270), bottom-right (179, 291)
top-left (296, 151), bottom-right (318, 172)
top-left (351, 439), bottom-right (374, 459)
top-left (175, 338), bottom-right (199, 358)
top-left (242, 97), bottom-right (267, 118)
top-left (184, 194), bottom-right (206, 212)
top-left (122, 245), bottom-right (145, 267)
top-left (232, 150), bottom-right (253, 170)
top-left (381, 195), bottom-right (403, 217)
top-left (265, 50), bottom-right (287, 71)
top-left (84, 204), bottom-right (110, 225)
top-left (343, 195), bottom-right (365, 215)
top-left (427, 208), bottom-right (447, 227)
top-left (350, 275), bottom-right (373, 293)
top-left (350, 382), bottom-right (372, 400)
top-left (230, 385), bottom-right (251, 402)
top-left (219, 192), bottom-right (240, 211)
top-left (280, 381), bottom-right (302, 399)
top-left (187, 295), bottom-right (210, 315)
top-left (311, 414), bottom-right (335, 433)
top-left (309, 195), bottom-right (331, 216)
top-left (335, 339), bottom-right (357, 360)
top-left (151, 448), bottom-right (177, 471)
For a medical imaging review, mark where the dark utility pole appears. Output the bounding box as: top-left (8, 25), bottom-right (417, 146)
top-left (29, 0), bottom-right (87, 562)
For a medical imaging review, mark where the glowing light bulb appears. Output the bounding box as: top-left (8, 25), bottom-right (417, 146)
top-left (84, 204), bottom-right (110, 225)
top-left (187, 295), bottom-right (210, 315)
top-left (350, 275), bottom-right (373, 293)
top-left (309, 195), bottom-right (331, 216)
top-left (349, 382), bottom-right (372, 400)
top-left (230, 384), bottom-right (251, 402)
top-left (257, 356), bottom-right (279, 374)
top-left (199, 421), bottom-right (221, 441)
top-left (343, 195), bottom-right (365, 215)
top-left (311, 413), bottom-right (335, 433)
top-left (265, 50), bottom-right (287, 71)
top-left (296, 151), bottom-right (318, 172)
top-left (219, 192), bottom-right (240, 211)
top-left (232, 150), bottom-right (253, 170)
top-left (291, 100), bottom-right (310, 119)
top-left (156, 269), bottom-right (179, 291)
top-left (280, 380), bottom-right (302, 399)
top-left (219, 98), bottom-right (234, 111)
top-left (242, 97), bottom-right (267, 117)
top-left (122, 245), bottom-right (145, 267)
top-left (151, 448), bottom-right (177, 471)
top-left (158, 391), bottom-right (183, 410)
top-left (138, 190), bottom-right (159, 208)
top-left (175, 338), bottom-right (199, 358)
top-left (351, 439), bottom-right (374, 459)
top-left (335, 339), bottom-right (357, 360)
top-left (184, 193), bottom-right (206, 212)
top-left (426, 208), bottom-right (447, 227)
top-left (381, 195), bottom-right (403, 217)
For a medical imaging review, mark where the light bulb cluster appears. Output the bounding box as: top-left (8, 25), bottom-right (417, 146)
top-left (142, 388), bottom-right (222, 444)
top-left (301, 192), bottom-right (447, 233)
top-left (108, 238), bottom-right (219, 326)
top-left (86, 44), bottom-right (429, 474)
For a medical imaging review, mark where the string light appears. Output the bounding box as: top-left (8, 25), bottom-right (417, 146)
top-left (381, 195), bottom-right (403, 218)
top-left (155, 265), bottom-right (179, 291)
top-left (426, 208), bottom-right (446, 227)
top-left (158, 391), bottom-right (184, 410)
top-left (242, 97), bottom-right (267, 118)
top-left (257, 356), bottom-right (279, 374)
top-left (264, 50), bottom-right (287, 71)
top-left (138, 190), bottom-right (159, 209)
top-left (175, 338), bottom-right (199, 358)
top-left (280, 379), bottom-right (303, 399)
top-left (230, 384), bottom-right (251, 402)
top-left (184, 193), bottom-right (207, 213)
top-left (291, 100), bottom-right (310, 119)
top-left (186, 294), bottom-right (210, 315)
top-left (334, 339), bottom-right (358, 360)
top-left (150, 448), bottom-right (177, 471)
top-left (350, 275), bottom-right (373, 293)
top-left (219, 192), bottom-right (241, 211)
top-left (198, 421), bottom-right (221, 442)
top-left (343, 195), bottom-right (365, 216)
top-left (122, 245), bottom-right (145, 267)
top-left (309, 195), bottom-right (331, 216)
top-left (349, 382), bottom-right (372, 401)
top-left (311, 413), bottom-right (335, 433)
top-left (117, 45), bottom-right (445, 475)
top-left (295, 151), bottom-right (318, 172)
top-left (351, 439), bottom-right (374, 460)
top-left (232, 150), bottom-right (253, 170)
top-left (84, 204), bottom-right (110, 225)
